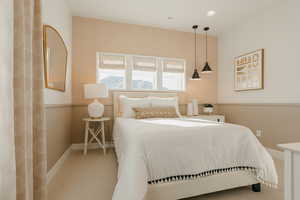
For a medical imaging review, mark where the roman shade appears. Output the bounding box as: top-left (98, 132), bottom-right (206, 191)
top-left (99, 53), bottom-right (126, 70)
top-left (163, 59), bottom-right (185, 73)
top-left (133, 56), bottom-right (157, 72)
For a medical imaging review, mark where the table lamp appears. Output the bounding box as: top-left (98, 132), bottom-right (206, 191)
top-left (84, 83), bottom-right (108, 118)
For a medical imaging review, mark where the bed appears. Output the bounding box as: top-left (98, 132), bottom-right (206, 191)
top-left (112, 92), bottom-right (278, 200)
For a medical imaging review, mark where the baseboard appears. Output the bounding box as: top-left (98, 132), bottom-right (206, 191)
top-left (71, 142), bottom-right (114, 151)
top-left (47, 146), bottom-right (72, 184)
top-left (267, 148), bottom-right (284, 160)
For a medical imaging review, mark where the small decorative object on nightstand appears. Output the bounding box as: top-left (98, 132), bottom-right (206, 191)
top-left (84, 83), bottom-right (108, 118)
top-left (82, 117), bottom-right (110, 155)
top-left (186, 114), bottom-right (225, 123)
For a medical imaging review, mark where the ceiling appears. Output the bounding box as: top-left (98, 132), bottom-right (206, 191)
top-left (68, 0), bottom-right (279, 35)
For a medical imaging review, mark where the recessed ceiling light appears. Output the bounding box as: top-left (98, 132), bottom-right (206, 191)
top-left (207, 10), bottom-right (216, 17)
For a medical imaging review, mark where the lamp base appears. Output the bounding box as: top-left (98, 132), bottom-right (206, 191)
top-left (88, 99), bottom-right (104, 118)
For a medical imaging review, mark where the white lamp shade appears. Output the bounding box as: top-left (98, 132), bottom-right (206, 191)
top-left (84, 83), bottom-right (108, 99)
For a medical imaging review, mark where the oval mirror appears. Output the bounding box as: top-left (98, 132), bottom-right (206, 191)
top-left (43, 25), bottom-right (68, 92)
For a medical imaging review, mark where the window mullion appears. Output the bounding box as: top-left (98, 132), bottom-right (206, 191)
top-left (96, 52), bottom-right (101, 83)
top-left (157, 58), bottom-right (163, 90)
top-left (183, 60), bottom-right (187, 91)
top-left (126, 55), bottom-right (132, 90)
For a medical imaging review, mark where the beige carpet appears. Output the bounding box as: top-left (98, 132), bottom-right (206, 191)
top-left (48, 149), bottom-right (283, 200)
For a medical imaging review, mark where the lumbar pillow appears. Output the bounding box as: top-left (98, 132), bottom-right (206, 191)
top-left (119, 96), bottom-right (151, 118)
top-left (133, 107), bottom-right (179, 119)
top-left (150, 96), bottom-right (181, 117)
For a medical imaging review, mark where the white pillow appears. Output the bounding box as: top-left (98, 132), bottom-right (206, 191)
top-left (119, 96), bottom-right (151, 118)
top-left (150, 96), bottom-right (181, 117)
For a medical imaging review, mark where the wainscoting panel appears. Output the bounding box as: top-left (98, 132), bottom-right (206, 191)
top-left (46, 105), bottom-right (72, 171)
top-left (218, 104), bottom-right (300, 150)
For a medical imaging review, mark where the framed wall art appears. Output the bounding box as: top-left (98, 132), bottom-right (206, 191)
top-left (234, 49), bottom-right (264, 91)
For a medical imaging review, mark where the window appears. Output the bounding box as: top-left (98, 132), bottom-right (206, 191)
top-left (162, 59), bottom-right (185, 91)
top-left (97, 53), bottom-right (186, 91)
top-left (97, 54), bottom-right (126, 90)
top-left (132, 56), bottom-right (157, 90)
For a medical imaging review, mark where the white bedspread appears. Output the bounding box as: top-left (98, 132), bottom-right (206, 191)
top-left (112, 118), bottom-right (278, 200)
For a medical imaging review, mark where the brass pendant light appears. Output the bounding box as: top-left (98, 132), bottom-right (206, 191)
top-left (191, 25), bottom-right (201, 80)
top-left (202, 27), bottom-right (213, 73)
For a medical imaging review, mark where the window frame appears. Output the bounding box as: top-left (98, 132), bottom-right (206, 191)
top-left (96, 52), bottom-right (186, 92)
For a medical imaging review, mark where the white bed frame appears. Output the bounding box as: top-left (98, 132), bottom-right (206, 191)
top-left (113, 91), bottom-right (260, 200)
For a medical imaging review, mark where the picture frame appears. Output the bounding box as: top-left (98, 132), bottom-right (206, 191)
top-left (234, 49), bottom-right (264, 91)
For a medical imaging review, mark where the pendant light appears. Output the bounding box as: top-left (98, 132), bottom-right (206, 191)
top-left (202, 27), bottom-right (213, 73)
top-left (191, 25), bottom-right (200, 80)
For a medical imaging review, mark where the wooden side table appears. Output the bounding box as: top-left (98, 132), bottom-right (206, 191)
top-left (82, 117), bottom-right (110, 155)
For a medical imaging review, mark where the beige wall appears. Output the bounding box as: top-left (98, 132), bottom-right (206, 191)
top-left (218, 104), bottom-right (300, 150)
top-left (46, 105), bottom-right (72, 171)
top-left (72, 16), bottom-right (218, 106)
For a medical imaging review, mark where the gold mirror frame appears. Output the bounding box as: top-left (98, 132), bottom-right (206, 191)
top-left (43, 24), bottom-right (68, 92)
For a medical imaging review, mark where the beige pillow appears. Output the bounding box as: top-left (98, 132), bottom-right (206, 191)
top-left (132, 107), bottom-right (179, 119)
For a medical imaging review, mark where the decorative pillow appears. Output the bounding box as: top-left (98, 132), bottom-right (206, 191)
top-left (133, 107), bottom-right (179, 119)
top-left (119, 96), bottom-right (151, 118)
top-left (150, 96), bottom-right (181, 117)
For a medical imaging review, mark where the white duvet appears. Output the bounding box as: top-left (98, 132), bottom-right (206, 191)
top-left (112, 118), bottom-right (278, 200)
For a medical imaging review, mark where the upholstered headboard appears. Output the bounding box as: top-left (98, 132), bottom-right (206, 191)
top-left (113, 91), bottom-right (178, 118)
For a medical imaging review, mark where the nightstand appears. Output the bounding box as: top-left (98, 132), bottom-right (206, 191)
top-left (82, 117), bottom-right (110, 155)
top-left (185, 115), bottom-right (225, 123)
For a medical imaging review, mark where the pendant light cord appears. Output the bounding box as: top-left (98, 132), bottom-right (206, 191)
top-left (202, 27), bottom-right (212, 73)
top-left (194, 28), bottom-right (197, 69)
top-left (205, 31), bottom-right (208, 62)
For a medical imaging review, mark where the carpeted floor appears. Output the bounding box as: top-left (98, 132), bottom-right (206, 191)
top-left (48, 149), bottom-right (283, 200)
